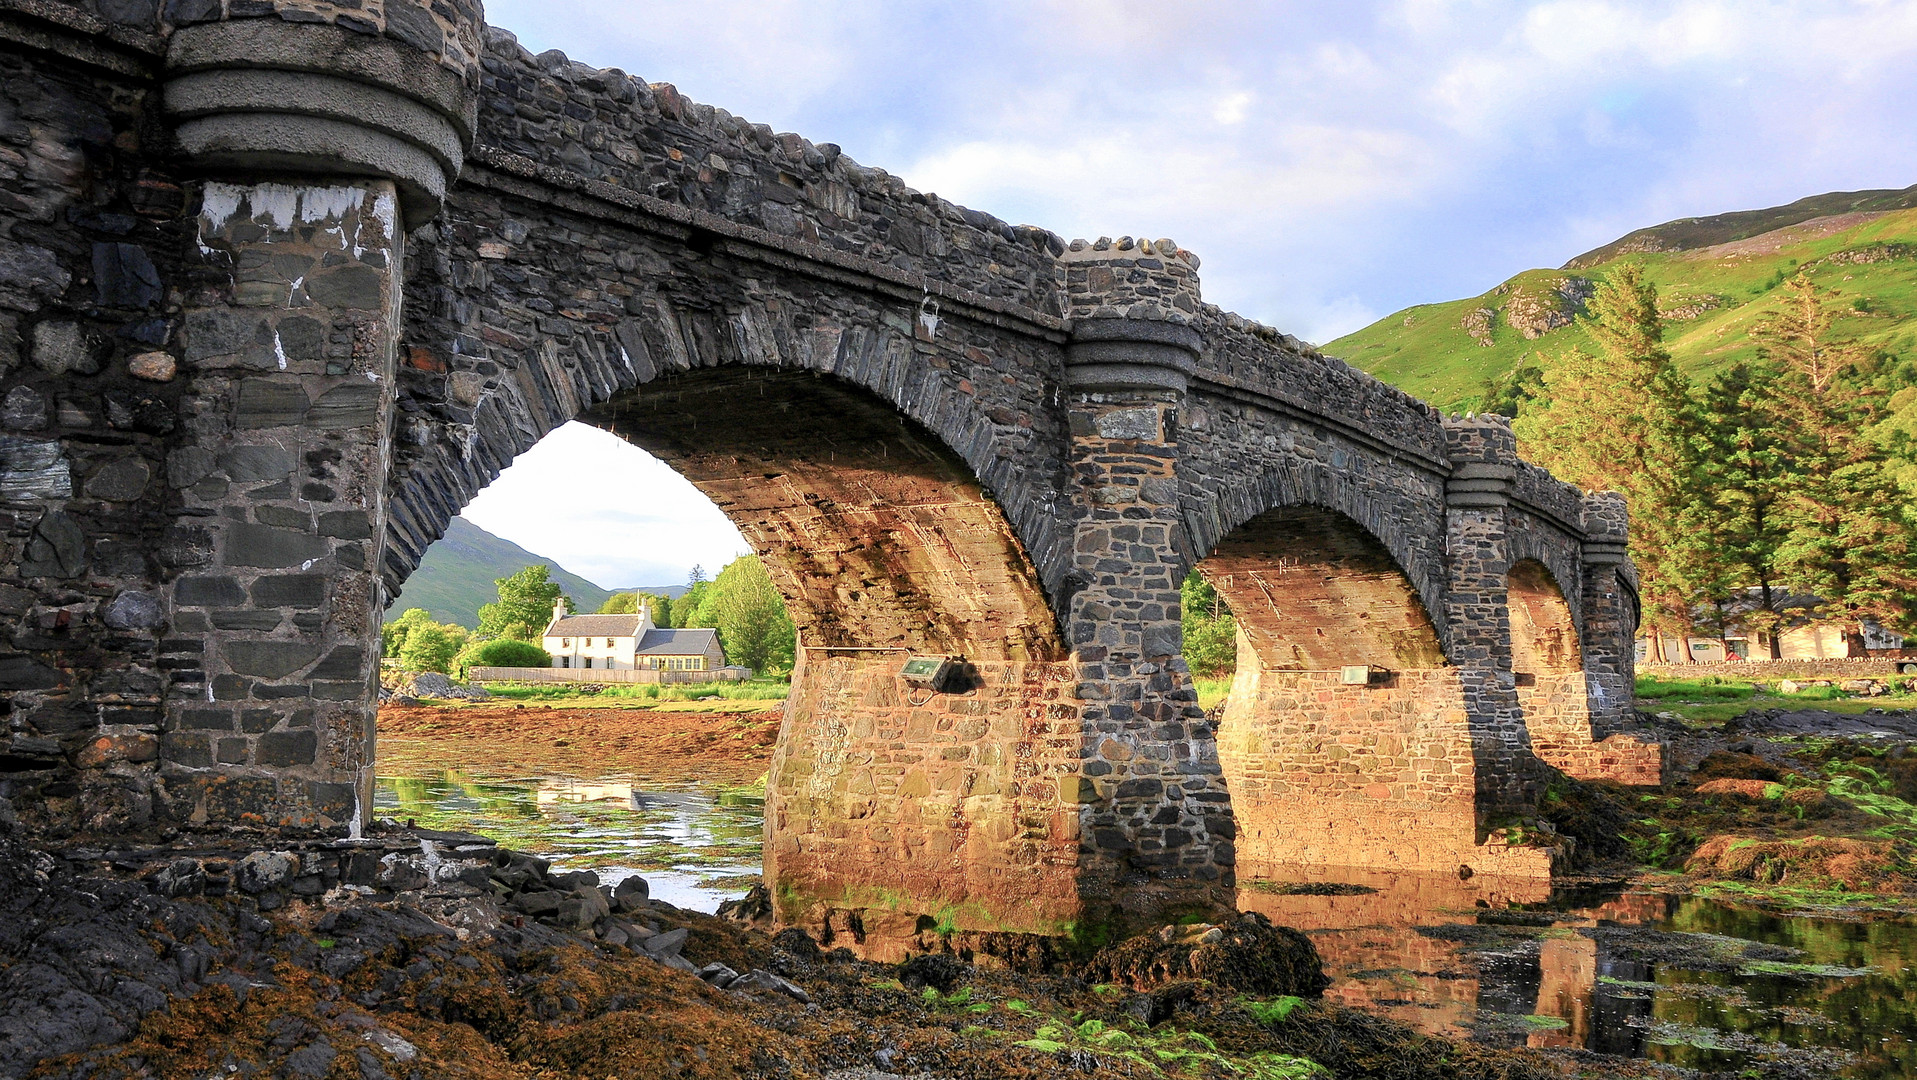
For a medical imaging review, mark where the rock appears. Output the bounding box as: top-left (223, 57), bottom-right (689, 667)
top-left (32, 321), bottom-right (98, 375)
top-left (897, 953), bottom-right (965, 993)
top-left (92, 242), bottom-right (163, 308)
top-left (127, 351), bottom-right (177, 381)
top-left (513, 890), bottom-right (562, 917)
top-left (362, 1030), bottom-right (417, 1062)
top-left (402, 672), bottom-right (490, 700)
top-left (612, 874), bottom-right (649, 912)
top-left (235, 850), bottom-right (300, 893)
top-left (697, 962), bottom-right (739, 987)
top-left (716, 881), bottom-right (770, 927)
top-left (85, 457), bottom-right (151, 501)
top-left (1, 386), bottom-right (47, 430)
top-left (641, 927), bottom-right (689, 959)
top-left (73, 732), bottom-right (159, 768)
top-left (0, 436), bottom-right (71, 498)
top-left (1085, 911), bottom-right (1330, 996)
top-left (556, 886), bottom-right (610, 931)
top-left (22, 511), bottom-right (87, 578)
top-left (102, 590), bottom-right (165, 630)
top-left (151, 858), bottom-right (206, 898)
top-left (730, 968), bottom-right (809, 1003)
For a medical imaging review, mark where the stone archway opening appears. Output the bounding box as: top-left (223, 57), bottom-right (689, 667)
top-left (386, 366), bottom-right (1083, 952)
top-left (1506, 559), bottom-right (1595, 775)
top-left (1196, 505), bottom-right (1487, 878)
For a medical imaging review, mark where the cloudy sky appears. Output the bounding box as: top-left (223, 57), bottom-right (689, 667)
top-left (457, 0), bottom-right (1917, 593)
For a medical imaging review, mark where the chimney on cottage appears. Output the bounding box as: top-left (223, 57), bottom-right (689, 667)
top-left (637, 600), bottom-right (654, 633)
top-left (551, 597), bottom-right (566, 630)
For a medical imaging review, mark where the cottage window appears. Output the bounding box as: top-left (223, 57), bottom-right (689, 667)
top-left (584, 657), bottom-right (593, 669)
top-left (562, 638), bottom-right (571, 647)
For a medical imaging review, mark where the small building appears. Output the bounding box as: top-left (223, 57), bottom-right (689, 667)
top-left (541, 600), bottom-right (726, 672)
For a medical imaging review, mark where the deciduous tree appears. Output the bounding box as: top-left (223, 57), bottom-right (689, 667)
top-left (477, 565), bottom-right (571, 641)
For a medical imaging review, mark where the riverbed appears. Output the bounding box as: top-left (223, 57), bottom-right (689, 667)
top-left (374, 704), bottom-right (1917, 1078)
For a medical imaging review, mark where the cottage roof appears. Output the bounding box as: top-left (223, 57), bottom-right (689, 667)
top-left (545, 613), bottom-right (645, 637)
top-left (636, 628), bottom-right (719, 656)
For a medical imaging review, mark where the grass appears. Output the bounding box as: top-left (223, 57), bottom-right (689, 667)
top-left (1193, 677), bottom-right (1231, 712)
top-left (465, 678), bottom-right (790, 712)
top-left (1634, 673), bottom-right (1917, 724)
top-left (1324, 206), bottom-right (1917, 411)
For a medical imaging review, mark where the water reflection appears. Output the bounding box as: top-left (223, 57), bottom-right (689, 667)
top-left (374, 768), bottom-right (765, 913)
top-left (1241, 869), bottom-right (1917, 1077)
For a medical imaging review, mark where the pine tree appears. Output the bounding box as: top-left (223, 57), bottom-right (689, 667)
top-left (1759, 273), bottom-right (1917, 649)
top-left (1685, 364), bottom-right (1792, 657)
top-left (1180, 571), bottom-right (1237, 679)
top-left (1514, 263), bottom-right (1701, 645)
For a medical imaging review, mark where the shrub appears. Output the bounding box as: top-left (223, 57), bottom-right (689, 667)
top-left (462, 638), bottom-right (552, 674)
top-left (399, 623), bottom-right (466, 674)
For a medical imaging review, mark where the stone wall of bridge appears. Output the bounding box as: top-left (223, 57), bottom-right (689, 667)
top-left (0, 0), bottom-right (1656, 945)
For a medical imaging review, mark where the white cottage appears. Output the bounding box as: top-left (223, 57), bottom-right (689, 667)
top-left (541, 600), bottom-right (726, 672)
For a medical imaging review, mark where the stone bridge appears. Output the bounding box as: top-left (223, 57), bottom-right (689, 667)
top-left (0, 0), bottom-right (1659, 945)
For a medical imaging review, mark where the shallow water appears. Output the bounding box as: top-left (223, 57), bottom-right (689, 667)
top-left (374, 767), bottom-right (765, 912)
top-left (1243, 868), bottom-right (1917, 1077)
top-left (375, 753), bottom-right (1916, 1075)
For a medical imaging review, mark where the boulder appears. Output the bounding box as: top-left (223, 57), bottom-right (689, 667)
top-left (730, 968), bottom-right (809, 1003)
top-left (401, 671), bottom-right (490, 700)
top-left (612, 874), bottom-right (650, 912)
top-left (234, 850), bottom-right (299, 893)
top-left (1084, 912), bottom-right (1330, 996)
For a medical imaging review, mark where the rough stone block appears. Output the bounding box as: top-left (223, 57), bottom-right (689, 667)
top-left (251, 574), bottom-right (325, 607)
top-left (257, 729), bottom-right (318, 767)
top-left (234, 380), bottom-right (310, 427)
top-left (223, 522), bottom-right (329, 568)
top-left (223, 640), bottom-right (321, 678)
top-left (176, 575), bottom-right (247, 607)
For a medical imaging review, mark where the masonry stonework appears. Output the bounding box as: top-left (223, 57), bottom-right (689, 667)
top-left (0, 0), bottom-right (1656, 944)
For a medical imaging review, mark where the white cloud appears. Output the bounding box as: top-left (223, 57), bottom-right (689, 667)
top-left (460, 423), bottom-right (748, 590)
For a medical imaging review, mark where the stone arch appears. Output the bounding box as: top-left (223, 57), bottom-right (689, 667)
top-left (579, 367), bottom-right (1064, 661)
top-left (1506, 558), bottom-right (1611, 780)
top-left (1198, 504), bottom-right (1498, 877)
top-left (382, 184), bottom-right (1076, 621)
top-left (1179, 460), bottom-right (1451, 657)
top-left (1506, 525), bottom-right (1586, 641)
top-left (379, 242), bottom-right (1084, 941)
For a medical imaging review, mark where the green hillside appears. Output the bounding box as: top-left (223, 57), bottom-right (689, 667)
top-left (388, 517), bottom-right (617, 628)
top-left (1327, 195), bottom-right (1917, 411)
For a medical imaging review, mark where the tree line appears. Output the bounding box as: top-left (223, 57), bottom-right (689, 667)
top-left (1178, 264), bottom-right (1917, 676)
top-left (383, 555), bottom-right (797, 676)
top-left (1506, 266), bottom-right (1917, 658)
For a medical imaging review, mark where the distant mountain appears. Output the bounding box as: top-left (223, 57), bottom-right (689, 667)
top-left (1325, 188), bottom-right (1917, 410)
top-left (387, 517), bottom-right (617, 628)
top-left (1566, 184), bottom-right (1917, 269)
top-left (611, 584), bottom-right (691, 599)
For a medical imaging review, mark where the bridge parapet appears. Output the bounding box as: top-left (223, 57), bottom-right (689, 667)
top-left (471, 28), bottom-right (1066, 311)
top-left (1192, 308), bottom-right (1451, 466)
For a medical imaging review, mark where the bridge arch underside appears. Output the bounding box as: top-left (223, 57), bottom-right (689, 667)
top-left (1202, 506), bottom-right (1493, 878)
top-left (1506, 558), bottom-right (1662, 786)
top-left (392, 364), bottom-right (1090, 948)
top-left (1507, 560), bottom-right (1595, 771)
top-left (584, 372), bottom-right (1084, 948)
